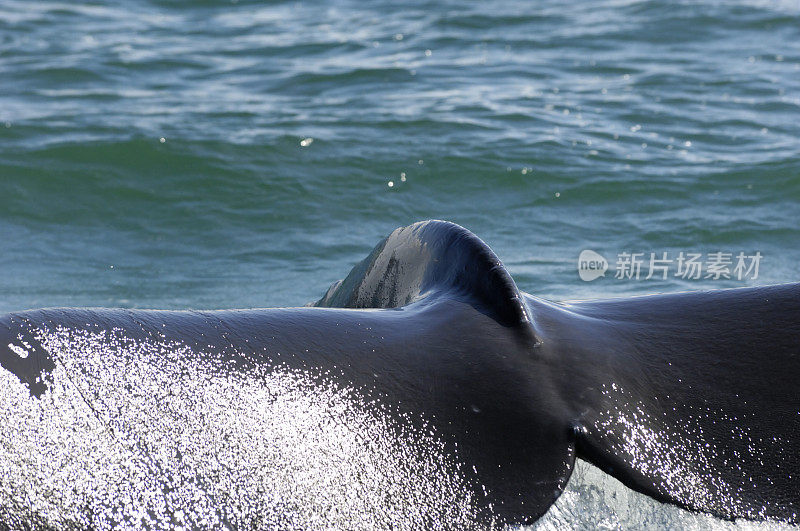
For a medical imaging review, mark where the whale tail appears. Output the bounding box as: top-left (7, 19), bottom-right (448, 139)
top-left (1, 220), bottom-right (799, 526)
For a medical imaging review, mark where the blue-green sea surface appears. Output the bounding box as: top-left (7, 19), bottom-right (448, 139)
top-left (1, 0), bottom-right (798, 311)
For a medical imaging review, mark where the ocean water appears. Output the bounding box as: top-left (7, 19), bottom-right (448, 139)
top-left (0, 0), bottom-right (798, 528)
top-left (2, 0), bottom-right (799, 312)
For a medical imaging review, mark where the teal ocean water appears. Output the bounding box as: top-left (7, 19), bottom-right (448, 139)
top-left (1, 0), bottom-right (799, 312)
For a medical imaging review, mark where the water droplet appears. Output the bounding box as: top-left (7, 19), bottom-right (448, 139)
top-left (8, 343), bottom-right (28, 359)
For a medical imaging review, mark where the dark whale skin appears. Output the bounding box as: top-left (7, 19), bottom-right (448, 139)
top-left (1, 220), bottom-right (798, 525)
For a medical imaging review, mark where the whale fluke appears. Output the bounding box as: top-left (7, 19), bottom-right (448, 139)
top-left (0, 220), bottom-right (798, 528)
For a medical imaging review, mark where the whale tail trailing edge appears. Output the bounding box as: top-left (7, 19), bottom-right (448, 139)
top-left (543, 283), bottom-right (800, 523)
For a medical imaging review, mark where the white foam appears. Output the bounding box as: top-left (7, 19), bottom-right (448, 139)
top-left (0, 326), bottom-right (484, 529)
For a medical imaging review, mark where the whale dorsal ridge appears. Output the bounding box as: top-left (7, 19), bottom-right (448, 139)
top-left (315, 220), bottom-right (529, 327)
